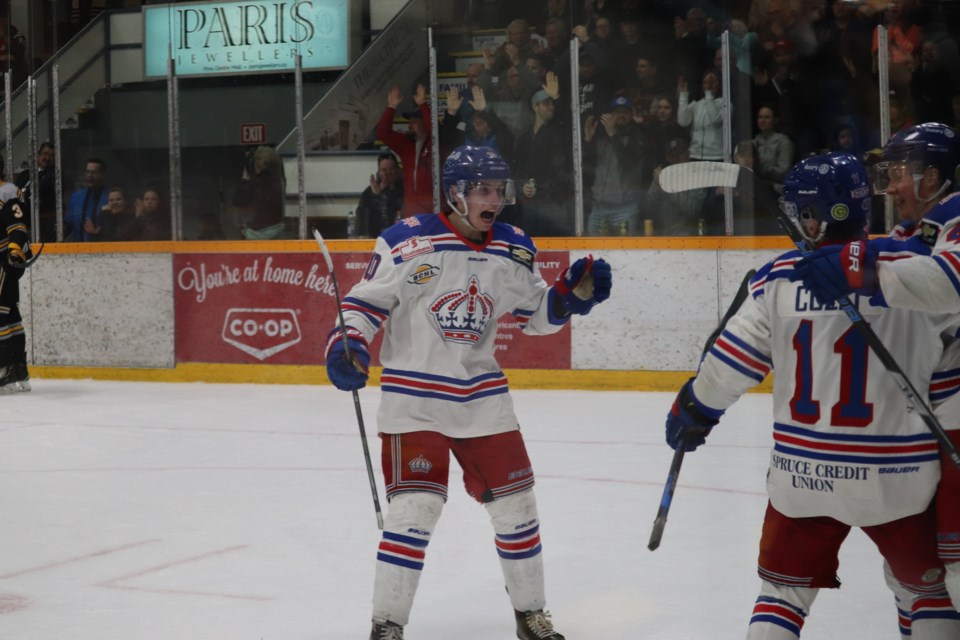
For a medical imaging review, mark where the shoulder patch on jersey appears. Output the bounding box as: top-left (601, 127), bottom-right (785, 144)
top-left (509, 244), bottom-right (535, 269)
top-left (397, 236), bottom-right (435, 261)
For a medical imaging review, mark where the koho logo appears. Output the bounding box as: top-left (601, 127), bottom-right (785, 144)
top-left (221, 308), bottom-right (301, 360)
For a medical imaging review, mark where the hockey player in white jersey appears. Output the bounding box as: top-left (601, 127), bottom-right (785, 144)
top-left (666, 152), bottom-right (960, 639)
top-left (791, 124), bottom-right (960, 612)
top-left (324, 145), bottom-right (612, 640)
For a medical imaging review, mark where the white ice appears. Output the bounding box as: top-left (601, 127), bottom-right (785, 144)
top-left (0, 381), bottom-right (902, 639)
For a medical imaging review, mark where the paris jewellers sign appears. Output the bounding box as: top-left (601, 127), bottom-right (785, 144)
top-left (143, 0), bottom-right (350, 78)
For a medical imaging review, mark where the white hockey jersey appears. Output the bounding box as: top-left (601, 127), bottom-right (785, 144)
top-left (330, 213), bottom-right (570, 437)
top-left (878, 191), bottom-right (960, 314)
top-left (692, 240), bottom-right (960, 527)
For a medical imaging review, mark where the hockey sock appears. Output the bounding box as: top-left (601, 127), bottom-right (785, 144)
top-left (485, 489), bottom-right (545, 612)
top-left (746, 580), bottom-right (817, 639)
top-left (371, 492), bottom-right (444, 627)
top-left (886, 559), bottom-right (960, 639)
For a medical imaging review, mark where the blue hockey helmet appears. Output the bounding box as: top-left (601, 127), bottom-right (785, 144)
top-left (442, 145), bottom-right (515, 214)
top-left (874, 122), bottom-right (960, 196)
top-left (781, 152), bottom-right (872, 243)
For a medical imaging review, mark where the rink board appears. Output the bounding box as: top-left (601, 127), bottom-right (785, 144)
top-left (20, 238), bottom-right (788, 388)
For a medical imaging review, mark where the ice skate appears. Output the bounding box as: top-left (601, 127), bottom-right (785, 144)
top-left (369, 619), bottom-right (403, 640)
top-left (515, 609), bottom-right (565, 639)
top-left (0, 362), bottom-right (28, 393)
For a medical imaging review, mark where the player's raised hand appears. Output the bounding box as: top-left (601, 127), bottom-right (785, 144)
top-left (554, 256), bottom-right (612, 315)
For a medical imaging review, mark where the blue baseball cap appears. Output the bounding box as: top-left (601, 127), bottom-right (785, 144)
top-left (611, 96), bottom-right (632, 110)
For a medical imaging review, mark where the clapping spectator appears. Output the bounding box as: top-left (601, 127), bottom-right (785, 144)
top-left (514, 73), bottom-right (572, 236)
top-left (65, 158), bottom-right (108, 242)
top-left (583, 96), bottom-right (656, 236)
top-left (355, 153), bottom-right (403, 238)
top-left (86, 187), bottom-right (137, 242)
top-left (376, 84), bottom-right (434, 217)
top-left (677, 69), bottom-right (727, 162)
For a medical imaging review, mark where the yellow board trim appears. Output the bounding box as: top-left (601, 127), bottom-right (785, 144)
top-left (30, 364), bottom-right (772, 393)
top-left (37, 236), bottom-right (795, 255)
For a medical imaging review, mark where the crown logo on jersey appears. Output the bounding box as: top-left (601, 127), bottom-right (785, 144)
top-left (429, 275), bottom-right (495, 344)
top-left (409, 455), bottom-right (433, 474)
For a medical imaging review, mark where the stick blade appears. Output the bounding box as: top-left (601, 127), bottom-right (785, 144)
top-left (659, 161), bottom-right (741, 193)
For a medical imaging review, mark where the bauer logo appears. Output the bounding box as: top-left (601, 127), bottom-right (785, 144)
top-left (221, 308), bottom-right (301, 360)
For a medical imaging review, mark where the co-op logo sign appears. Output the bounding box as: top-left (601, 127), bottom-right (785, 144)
top-left (222, 308), bottom-right (301, 360)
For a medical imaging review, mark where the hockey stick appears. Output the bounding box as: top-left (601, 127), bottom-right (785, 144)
top-left (648, 267), bottom-right (756, 551)
top-left (313, 228), bottom-right (384, 530)
top-left (9, 240), bottom-right (43, 270)
top-left (658, 162), bottom-right (960, 471)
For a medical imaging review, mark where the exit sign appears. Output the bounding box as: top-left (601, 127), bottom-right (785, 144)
top-left (241, 123), bottom-right (266, 145)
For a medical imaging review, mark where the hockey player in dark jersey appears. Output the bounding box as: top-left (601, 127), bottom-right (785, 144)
top-left (0, 191), bottom-right (32, 392)
top-left (325, 145), bottom-right (612, 640)
top-left (668, 152), bottom-right (960, 638)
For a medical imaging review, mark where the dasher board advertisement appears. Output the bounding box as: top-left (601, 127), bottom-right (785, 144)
top-left (143, 0), bottom-right (350, 78)
top-left (173, 252), bottom-right (570, 369)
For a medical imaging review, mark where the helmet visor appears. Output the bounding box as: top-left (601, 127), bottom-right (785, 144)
top-left (872, 160), bottom-right (922, 194)
top-left (464, 179), bottom-right (516, 207)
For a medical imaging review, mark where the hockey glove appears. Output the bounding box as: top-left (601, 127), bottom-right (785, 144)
top-left (325, 327), bottom-right (370, 391)
top-left (665, 378), bottom-right (725, 452)
top-left (789, 240), bottom-right (879, 306)
top-left (7, 242), bottom-right (25, 266)
top-left (554, 256), bottom-right (612, 316)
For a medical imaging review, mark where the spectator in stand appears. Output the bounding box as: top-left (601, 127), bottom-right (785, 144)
top-left (911, 39), bottom-right (954, 124)
top-left (753, 104), bottom-right (795, 188)
top-left (648, 136), bottom-right (708, 236)
top-left (133, 187), bottom-right (171, 241)
top-left (65, 158), bottom-right (108, 242)
top-left (648, 95), bottom-right (687, 169)
top-left (829, 122), bottom-right (864, 160)
top-left (872, 0), bottom-right (922, 94)
top-left (583, 96), bottom-right (656, 236)
top-left (85, 187), bottom-right (137, 242)
top-left (630, 55), bottom-right (672, 107)
top-left (708, 18), bottom-right (758, 76)
top-left (613, 13), bottom-right (645, 89)
top-left (478, 53), bottom-right (536, 138)
top-left (377, 84), bottom-right (434, 217)
top-left (233, 146), bottom-right (288, 239)
top-left (542, 17), bottom-right (569, 70)
top-left (673, 7), bottom-right (713, 91)
top-left (753, 39), bottom-right (802, 145)
top-left (514, 76), bottom-right (572, 236)
top-left (488, 19), bottom-right (539, 78)
top-left (577, 51), bottom-right (614, 128)
top-left (677, 68), bottom-right (727, 162)
top-left (355, 152), bottom-right (403, 239)
top-left (590, 16), bottom-right (618, 57)
top-left (442, 86), bottom-right (515, 165)
top-left (14, 142), bottom-right (58, 242)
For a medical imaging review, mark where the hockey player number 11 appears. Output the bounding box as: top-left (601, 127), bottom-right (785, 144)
top-left (790, 320), bottom-right (873, 428)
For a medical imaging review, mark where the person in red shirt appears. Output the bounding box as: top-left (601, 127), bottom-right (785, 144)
top-left (376, 84), bottom-right (435, 217)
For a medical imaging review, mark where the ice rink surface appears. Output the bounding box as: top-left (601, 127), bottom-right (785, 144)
top-left (0, 380), bottom-right (905, 639)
